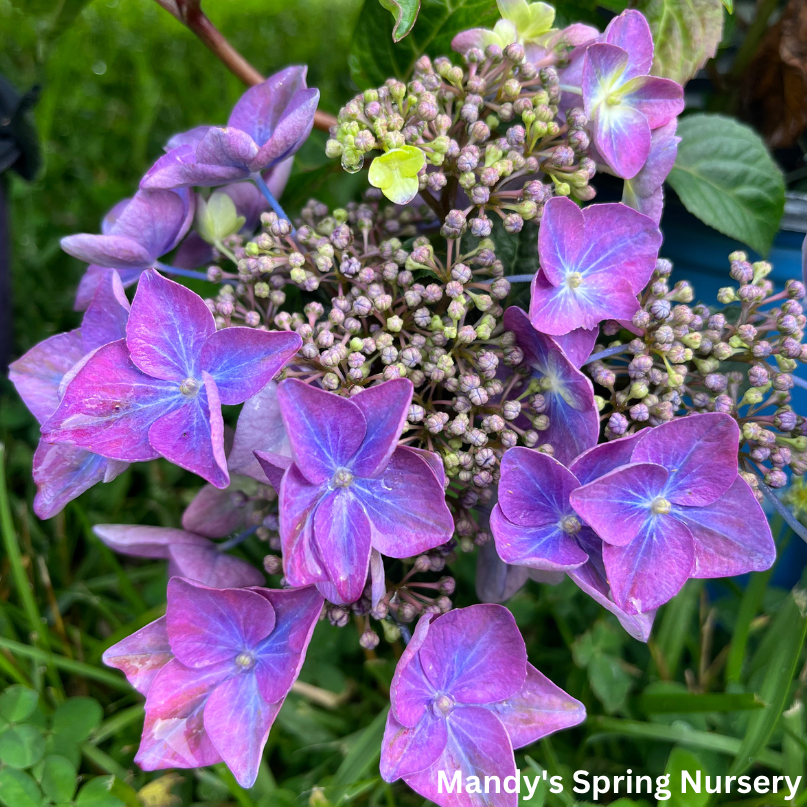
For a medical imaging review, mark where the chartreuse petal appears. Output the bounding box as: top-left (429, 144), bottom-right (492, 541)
top-left (368, 146), bottom-right (425, 205)
top-left (497, 0), bottom-right (555, 41)
top-left (523, 2), bottom-right (556, 39)
top-left (491, 18), bottom-right (519, 45)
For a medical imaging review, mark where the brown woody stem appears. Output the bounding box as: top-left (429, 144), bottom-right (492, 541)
top-left (153, 0), bottom-right (337, 132)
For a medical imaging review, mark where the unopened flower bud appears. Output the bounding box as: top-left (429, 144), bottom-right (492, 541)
top-left (360, 630), bottom-right (380, 650)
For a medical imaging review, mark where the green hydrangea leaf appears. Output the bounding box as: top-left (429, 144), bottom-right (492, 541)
top-left (667, 114), bottom-right (785, 256)
top-left (0, 724), bottom-right (46, 769)
top-left (368, 146), bottom-right (425, 204)
top-left (635, 0), bottom-right (723, 85)
top-left (350, 0), bottom-right (499, 89)
top-left (0, 686), bottom-right (39, 723)
top-left (378, 0), bottom-right (421, 41)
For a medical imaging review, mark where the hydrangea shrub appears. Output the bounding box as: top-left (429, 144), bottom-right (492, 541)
top-left (9, 4), bottom-right (802, 803)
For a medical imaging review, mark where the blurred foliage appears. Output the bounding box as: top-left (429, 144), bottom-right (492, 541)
top-left (2, 2), bottom-right (807, 806)
top-left (0, 0), bottom-right (362, 358)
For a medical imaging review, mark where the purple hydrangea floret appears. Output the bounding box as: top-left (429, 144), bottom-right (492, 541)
top-left (504, 306), bottom-right (599, 464)
top-left (40, 269), bottom-right (301, 488)
top-left (228, 381), bottom-right (291, 485)
top-left (621, 120), bottom-right (680, 224)
top-left (565, 432), bottom-right (657, 640)
top-left (62, 188), bottom-right (194, 310)
top-left (581, 10), bottom-right (684, 178)
top-left (141, 67), bottom-right (319, 190)
top-left (380, 604), bottom-right (585, 807)
top-left (103, 578), bottom-right (323, 788)
top-left (570, 413), bottom-right (776, 613)
top-left (9, 269), bottom-right (132, 517)
top-left (491, 448), bottom-right (591, 572)
top-left (93, 524), bottom-right (264, 588)
top-left (491, 436), bottom-right (657, 641)
top-left (529, 196), bottom-right (662, 335)
top-left (268, 378), bottom-right (454, 603)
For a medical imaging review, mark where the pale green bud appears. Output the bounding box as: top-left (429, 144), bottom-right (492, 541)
top-left (381, 619), bottom-right (401, 643)
top-left (776, 355), bottom-right (798, 373)
top-left (740, 387), bottom-right (765, 406)
top-left (196, 191), bottom-right (245, 245)
top-left (694, 357), bottom-right (719, 375)
top-left (432, 136), bottom-right (450, 154)
top-left (630, 381), bottom-right (649, 399)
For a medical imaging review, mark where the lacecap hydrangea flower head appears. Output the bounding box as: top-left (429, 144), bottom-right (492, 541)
top-left (10, 0), bottom-right (800, 800)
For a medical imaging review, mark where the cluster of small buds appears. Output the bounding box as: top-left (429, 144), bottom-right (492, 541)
top-left (216, 194), bottom-right (539, 507)
top-left (590, 253), bottom-right (807, 497)
top-left (385, 553), bottom-right (457, 628)
top-left (326, 42), bottom-right (598, 230)
top-left (321, 553), bottom-right (458, 644)
top-left (197, 192), bottom-right (549, 636)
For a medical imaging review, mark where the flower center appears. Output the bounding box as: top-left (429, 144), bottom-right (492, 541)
top-left (650, 497), bottom-right (671, 515)
top-left (606, 92), bottom-right (622, 106)
top-left (432, 693), bottom-right (455, 717)
top-left (235, 651), bottom-right (256, 670)
top-left (331, 467), bottom-right (355, 488)
top-left (567, 271), bottom-right (584, 289)
top-left (179, 377), bottom-right (200, 397)
top-left (559, 515), bottom-right (581, 535)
